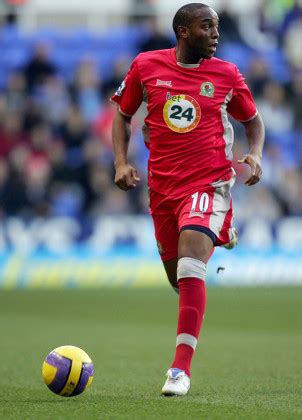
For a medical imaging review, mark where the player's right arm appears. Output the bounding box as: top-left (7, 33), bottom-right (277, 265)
top-left (111, 56), bottom-right (144, 191)
top-left (112, 111), bottom-right (140, 191)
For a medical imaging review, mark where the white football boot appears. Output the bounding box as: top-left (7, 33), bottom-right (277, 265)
top-left (222, 227), bottom-right (238, 250)
top-left (161, 368), bottom-right (190, 396)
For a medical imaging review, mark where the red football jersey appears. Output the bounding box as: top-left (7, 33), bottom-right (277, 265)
top-left (111, 48), bottom-right (257, 198)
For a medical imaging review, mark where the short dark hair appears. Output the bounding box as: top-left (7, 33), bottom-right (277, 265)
top-left (172, 3), bottom-right (209, 39)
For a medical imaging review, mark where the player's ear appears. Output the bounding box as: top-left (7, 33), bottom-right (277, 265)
top-left (178, 26), bottom-right (190, 39)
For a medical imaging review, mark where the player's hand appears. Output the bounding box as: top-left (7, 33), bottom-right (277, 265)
top-left (237, 153), bottom-right (262, 186)
top-left (114, 163), bottom-right (140, 191)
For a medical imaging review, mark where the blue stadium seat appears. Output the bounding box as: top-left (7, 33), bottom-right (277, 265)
top-left (0, 24), bottom-right (33, 50)
top-left (33, 27), bottom-right (61, 45)
top-left (260, 48), bottom-right (290, 83)
top-left (218, 42), bottom-right (253, 73)
top-left (0, 47), bottom-right (29, 68)
top-left (3, 26), bottom-right (292, 88)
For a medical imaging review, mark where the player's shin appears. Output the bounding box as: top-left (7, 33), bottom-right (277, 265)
top-left (171, 257), bottom-right (206, 376)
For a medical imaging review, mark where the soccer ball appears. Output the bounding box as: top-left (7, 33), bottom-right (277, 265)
top-left (42, 345), bottom-right (94, 397)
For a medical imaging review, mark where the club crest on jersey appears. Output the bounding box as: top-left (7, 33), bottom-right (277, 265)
top-left (115, 80), bottom-right (126, 97)
top-left (200, 82), bottom-right (214, 98)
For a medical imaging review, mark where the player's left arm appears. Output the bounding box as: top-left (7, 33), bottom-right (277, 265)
top-left (227, 66), bottom-right (265, 186)
top-left (238, 113), bottom-right (265, 186)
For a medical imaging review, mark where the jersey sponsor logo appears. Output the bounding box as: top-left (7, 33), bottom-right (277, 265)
top-left (200, 82), bottom-right (215, 98)
top-left (115, 80), bottom-right (126, 97)
top-left (156, 79), bottom-right (172, 87)
top-left (163, 92), bottom-right (201, 133)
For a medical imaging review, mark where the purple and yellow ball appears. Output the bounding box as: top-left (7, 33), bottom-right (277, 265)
top-left (42, 345), bottom-right (94, 397)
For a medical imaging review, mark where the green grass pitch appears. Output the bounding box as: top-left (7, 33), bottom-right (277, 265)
top-left (0, 287), bottom-right (301, 419)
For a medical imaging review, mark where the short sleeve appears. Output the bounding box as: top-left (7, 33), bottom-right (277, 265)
top-left (111, 57), bottom-right (143, 117)
top-left (227, 66), bottom-right (257, 122)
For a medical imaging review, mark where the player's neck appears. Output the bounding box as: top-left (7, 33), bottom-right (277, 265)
top-left (175, 45), bottom-right (203, 65)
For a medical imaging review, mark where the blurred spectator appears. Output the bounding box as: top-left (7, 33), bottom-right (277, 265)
top-left (234, 184), bottom-right (283, 222)
top-left (92, 101), bottom-right (116, 151)
top-left (93, 89), bottom-right (140, 155)
top-left (256, 81), bottom-right (294, 139)
top-left (0, 111), bottom-right (27, 157)
top-left (58, 104), bottom-right (88, 150)
top-left (89, 182), bottom-right (133, 216)
top-left (278, 168), bottom-right (302, 215)
top-left (48, 140), bottom-right (68, 183)
top-left (22, 43), bottom-right (57, 93)
top-left (0, 148), bottom-right (29, 216)
top-left (288, 71), bottom-right (302, 129)
top-left (257, 0), bottom-right (295, 36)
top-left (56, 104), bottom-right (90, 195)
top-left (246, 57), bottom-right (270, 98)
top-left (283, 16), bottom-right (302, 70)
top-left (4, 11), bottom-right (17, 26)
top-left (86, 164), bottom-right (113, 216)
top-left (34, 76), bottom-right (70, 128)
top-left (129, 0), bottom-right (155, 22)
top-left (24, 123), bottom-right (52, 215)
top-left (138, 16), bottom-right (173, 52)
top-left (217, 5), bottom-right (245, 45)
top-left (280, 0), bottom-right (302, 41)
top-left (102, 56), bottom-right (132, 97)
top-left (49, 182), bottom-right (84, 218)
top-left (69, 58), bottom-right (103, 123)
top-left (4, 71), bottom-right (27, 113)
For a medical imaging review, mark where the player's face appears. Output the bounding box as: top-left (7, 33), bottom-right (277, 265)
top-left (186, 7), bottom-right (219, 59)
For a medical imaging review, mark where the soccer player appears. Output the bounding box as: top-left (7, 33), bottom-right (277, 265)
top-left (111, 3), bottom-right (265, 396)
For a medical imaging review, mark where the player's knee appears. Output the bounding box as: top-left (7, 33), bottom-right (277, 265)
top-left (177, 257), bottom-right (206, 281)
top-left (178, 229), bottom-right (214, 262)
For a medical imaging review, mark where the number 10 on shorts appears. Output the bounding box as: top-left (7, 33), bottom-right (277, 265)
top-left (191, 192), bottom-right (210, 213)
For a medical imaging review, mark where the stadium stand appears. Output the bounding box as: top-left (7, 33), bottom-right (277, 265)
top-left (0, 10), bottom-right (301, 224)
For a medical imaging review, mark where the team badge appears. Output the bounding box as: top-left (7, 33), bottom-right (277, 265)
top-left (163, 92), bottom-right (201, 133)
top-left (200, 82), bottom-right (214, 98)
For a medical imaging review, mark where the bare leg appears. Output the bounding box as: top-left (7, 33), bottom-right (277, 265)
top-left (163, 258), bottom-right (178, 293)
top-left (178, 229), bottom-right (214, 262)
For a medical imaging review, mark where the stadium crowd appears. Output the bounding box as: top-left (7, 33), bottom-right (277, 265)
top-left (0, 3), bottom-right (301, 222)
